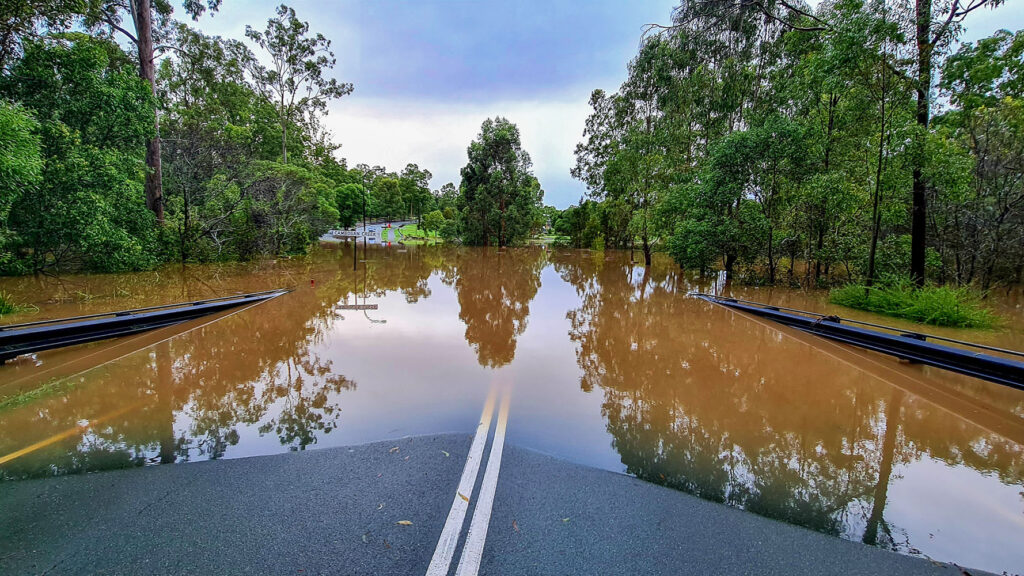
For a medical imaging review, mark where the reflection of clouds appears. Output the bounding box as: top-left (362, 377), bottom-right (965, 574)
top-left (551, 250), bottom-right (1024, 570)
top-left (0, 246), bottom-right (444, 478)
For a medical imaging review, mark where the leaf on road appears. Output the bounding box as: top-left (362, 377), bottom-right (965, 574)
top-left (377, 503), bottom-right (385, 510)
top-left (458, 492), bottom-right (470, 503)
top-left (441, 450), bottom-right (450, 457)
top-left (396, 520), bottom-right (413, 526)
top-left (389, 446), bottom-right (400, 453)
top-left (512, 520), bottom-right (519, 532)
top-left (561, 518), bottom-right (570, 523)
top-left (362, 534), bottom-right (368, 543)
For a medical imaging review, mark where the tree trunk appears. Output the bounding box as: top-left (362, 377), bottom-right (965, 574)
top-left (910, 0), bottom-right (931, 287)
top-left (134, 0), bottom-right (163, 224)
top-left (156, 341), bottom-right (177, 464)
top-left (863, 389), bottom-right (903, 546)
top-left (815, 95), bottom-right (838, 283)
top-left (867, 69), bottom-right (887, 289)
top-left (282, 121), bottom-right (288, 164)
top-left (724, 252), bottom-right (736, 281)
top-left (499, 195), bottom-right (506, 248)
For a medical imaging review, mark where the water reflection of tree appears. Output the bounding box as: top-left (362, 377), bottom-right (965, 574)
top-left (445, 247), bottom-right (545, 368)
top-left (551, 251), bottom-right (1024, 549)
top-left (0, 245), bottom-right (445, 478)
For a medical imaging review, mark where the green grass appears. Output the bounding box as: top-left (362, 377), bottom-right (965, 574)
top-left (0, 378), bottom-right (77, 413)
top-left (830, 278), bottom-right (999, 329)
top-left (0, 290), bottom-right (34, 316)
top-left (398, 224), bottom-right (441, 242)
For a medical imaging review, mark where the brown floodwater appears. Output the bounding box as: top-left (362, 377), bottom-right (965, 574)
top-left (1, 245), bottom-right (1023, 573)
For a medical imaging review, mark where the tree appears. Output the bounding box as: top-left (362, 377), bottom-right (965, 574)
top-left (83, 0), bottom-right (222, 224)
top-left (435, 182), bottom-right (459, 219)
top-left (399, 163), bottom-right (433, 220)
top-left (907, 0), bottom-right (1005, 285)
top-left (0, 0), bottom-right (78, 69)
top-left (334, 183), bottom-right (364, 228)
top-left (0, 35), bottom-right (158, 273)
top-left (157, 23), bottom-right (278, 261)
top-left (373, 177), bottom-right (403, 223)
top-left (0, 100), bottom-right (41, 270)
top-left (934, 29), bottom-right (1024, 288)
top-left (0, 101), bottom-right (40, 228)
top-left (420, 209), bottom-right (445, 237)
top-left (459, 117), bottom-right (543, 246)
top-left (245, 4), bottom-right (353, 164)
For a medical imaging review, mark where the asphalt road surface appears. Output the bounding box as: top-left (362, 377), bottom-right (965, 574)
top-left (1, 430), bottom-right (984, 576)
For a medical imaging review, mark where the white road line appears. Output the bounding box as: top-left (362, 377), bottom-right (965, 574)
top-left (425, 385), bottom-right (499, 576)
top-left (454, 386), bottom-right (512, 576)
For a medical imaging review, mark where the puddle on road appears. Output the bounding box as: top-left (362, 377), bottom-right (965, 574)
top-left (1, 245), bottom-right (1023, 573)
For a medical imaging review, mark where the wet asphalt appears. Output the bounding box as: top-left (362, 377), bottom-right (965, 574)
top-left (0, 434), bottom-right (984, 576)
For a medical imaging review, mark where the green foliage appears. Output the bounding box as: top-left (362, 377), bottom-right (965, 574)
top-left (244, 4), bottom-right (353, 164)
top-left (439, 218), bottom-right (460, 242)
top-left (571, 1), bottom-right (1023, 289)
top-left (373, 177), bottom-right (404, 222)
top-left (458, 117), bottom-right (543, 246)
top-left (420, 210), bottom-right (445, 237)
top-left (0, 290), bottom-right (24, 315)
top-left (334, 183), bottom-right (364, 227)
top-left (830, 277), bottom-right (999, 328)
top-left (221, 161), bottom-right (337, 258)
top-left (400, 163), bottom-right (434, 219)
top-left (0, 101), bottom-right (41, 237)
top-left (0, 6), bottom-right (449, 276)
top-left (0, 36), bottom-right (158, 273)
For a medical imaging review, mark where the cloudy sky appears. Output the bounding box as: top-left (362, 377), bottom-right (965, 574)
top-left (196, 0), bottom-right (1024, 208)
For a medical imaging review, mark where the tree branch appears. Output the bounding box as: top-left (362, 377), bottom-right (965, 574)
top-left (102, 13), bottom-right (138, 44)
top-left (932, 0), bottom-right (991, 45)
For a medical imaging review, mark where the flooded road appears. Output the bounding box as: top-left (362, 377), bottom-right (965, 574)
top-left (1, 245), bottom-right (1023, 574)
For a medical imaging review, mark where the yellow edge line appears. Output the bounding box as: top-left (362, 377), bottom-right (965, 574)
top-left (0, 400), bottom-right (146, 465)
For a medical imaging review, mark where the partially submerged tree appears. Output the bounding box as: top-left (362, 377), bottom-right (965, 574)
top-left (458, 117), bottom-right (543, 247)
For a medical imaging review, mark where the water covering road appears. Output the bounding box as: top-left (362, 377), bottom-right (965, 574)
top-left (1, 245), bottom-right (1022, 573)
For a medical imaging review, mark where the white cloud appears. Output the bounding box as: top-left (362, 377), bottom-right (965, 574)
top-left (323, 92), bottom-right (594, 208)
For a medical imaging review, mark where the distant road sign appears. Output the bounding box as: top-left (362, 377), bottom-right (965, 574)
top-left (330, 227), bottom-right (383, 240)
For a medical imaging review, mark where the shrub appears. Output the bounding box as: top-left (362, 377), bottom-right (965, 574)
top-left (830, 276), bottom-right (998, 328)
top-left (0, 291), bottom-right (35, 316)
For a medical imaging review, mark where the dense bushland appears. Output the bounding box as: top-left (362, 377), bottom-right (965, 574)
top-left (566, 0), bottom-right (1022, 292)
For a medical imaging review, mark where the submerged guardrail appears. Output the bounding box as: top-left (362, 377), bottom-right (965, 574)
top-left (693, 293), bottom-right (1024, 390)
top-left (0, 289), bottom-right (290, 364)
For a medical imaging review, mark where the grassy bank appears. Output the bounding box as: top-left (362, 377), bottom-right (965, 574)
top-left (830, 279), bottom-right (998, 329)
top-left (397, 224), bottom-right (442, 245)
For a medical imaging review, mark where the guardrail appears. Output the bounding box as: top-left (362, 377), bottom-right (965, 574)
top-left (0, 289), bottom-right (290, 363)
top-left (693, 293), bottom-right (1024, 390)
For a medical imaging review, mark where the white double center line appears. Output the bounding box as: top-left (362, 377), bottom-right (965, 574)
top-left (425, 385), bottom-right (499, 576)
top-left (454, 386), bottom-right (511, 576)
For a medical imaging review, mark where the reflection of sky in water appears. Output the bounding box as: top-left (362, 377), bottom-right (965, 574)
top-left (887, 457), bottom-right (1024, 571)
top-left (1, 246), bottom-right (1023, 574)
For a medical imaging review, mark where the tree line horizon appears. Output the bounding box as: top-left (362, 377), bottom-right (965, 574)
top-left (0, 1), bottom-right (545, 275)
top-left (565, 0), bottom-right (1022, 291)
top-left (1, 0), bottom-right (1022, 292)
